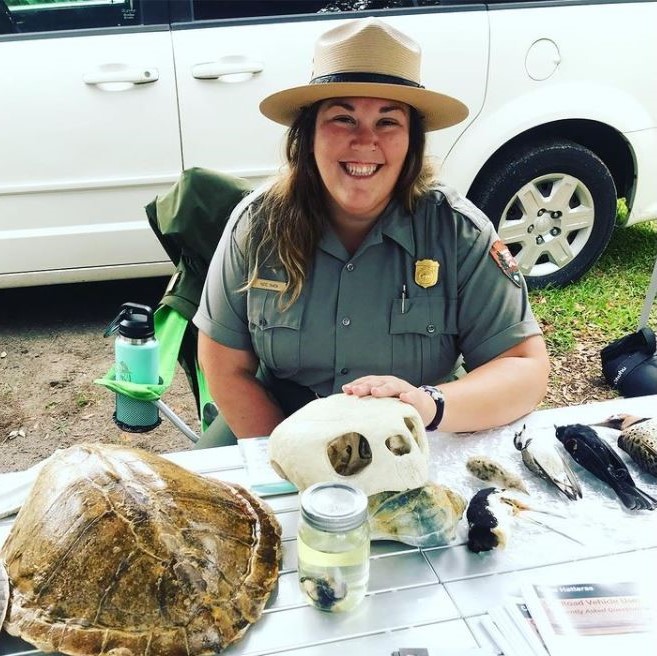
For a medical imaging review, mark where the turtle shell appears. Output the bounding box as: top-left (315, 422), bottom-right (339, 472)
top-left (0, 443), bottom-right (281, 656)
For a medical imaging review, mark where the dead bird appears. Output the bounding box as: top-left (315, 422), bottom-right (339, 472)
top-left (466, 455), bottom-right (528, 493)
top-left (592, 414), bottom-right (657, 478)
top-left (466, 488), bottom-right (516, 553)
top-left (465, 487), bottom-right (570, 553)
top-left (555, 423), bottom-right (657, 511)
top-left (513, 425), bottom-right (582, 500)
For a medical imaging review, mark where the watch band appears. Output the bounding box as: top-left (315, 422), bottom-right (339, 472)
top-left (419, 385), bottom-right (445, 431)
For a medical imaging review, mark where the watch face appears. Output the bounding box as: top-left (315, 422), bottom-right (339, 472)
top-left (421, 385), bottom-right (444, 402)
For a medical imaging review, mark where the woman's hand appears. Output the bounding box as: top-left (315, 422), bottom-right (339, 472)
top-left (342, 375), bottom-right (437, 427)
top-left (341, 335), bottom-right (550, 433)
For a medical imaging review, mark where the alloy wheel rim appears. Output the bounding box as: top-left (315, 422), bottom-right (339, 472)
top-left (497, 173), bottom-right (596, 280)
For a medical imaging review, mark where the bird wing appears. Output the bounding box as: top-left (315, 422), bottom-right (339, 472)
top-left (565, 435), bottom-right (655, 509)
top-left (524, 441), bottom-right (581, 500)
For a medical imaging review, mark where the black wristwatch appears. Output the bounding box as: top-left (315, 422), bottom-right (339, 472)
top-left (419, 385), bottom-right (445, 431)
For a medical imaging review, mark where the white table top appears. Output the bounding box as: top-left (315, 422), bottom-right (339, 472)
top-left (1, 395), bottom-right (656, 656)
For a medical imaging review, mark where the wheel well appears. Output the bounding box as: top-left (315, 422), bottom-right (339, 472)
top-left (466, 120), bottom-right (635, 209)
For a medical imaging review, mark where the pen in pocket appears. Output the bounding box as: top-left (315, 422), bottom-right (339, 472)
top-left (401, 284), bottom-right (407, 314)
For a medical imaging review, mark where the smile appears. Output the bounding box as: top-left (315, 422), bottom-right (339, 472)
top-left (341, 162), bottom-right (381, 177)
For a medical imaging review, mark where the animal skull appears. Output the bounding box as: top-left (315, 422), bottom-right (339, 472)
top-left (269, 394), bottom-right (429, 495)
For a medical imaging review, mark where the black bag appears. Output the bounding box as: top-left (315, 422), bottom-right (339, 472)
top-left (601, 249), bottom-right (657, 397)
top-left (600, 326), bottom-right (657, 397)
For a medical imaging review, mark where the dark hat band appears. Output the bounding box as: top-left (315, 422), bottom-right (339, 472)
top-left (310, 72), bottom-right (424, 89)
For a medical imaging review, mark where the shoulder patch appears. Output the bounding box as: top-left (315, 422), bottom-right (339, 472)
top-left (490, 240), bottom-right (522, 287)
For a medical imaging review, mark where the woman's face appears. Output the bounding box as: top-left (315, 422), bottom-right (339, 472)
top-left (313, 97), bottom-right (410, 224)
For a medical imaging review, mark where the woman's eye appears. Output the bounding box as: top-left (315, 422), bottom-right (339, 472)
top-left (332, 115), bottom-right (356, 124)
top-left (378, 118), bottom-right (400, 127)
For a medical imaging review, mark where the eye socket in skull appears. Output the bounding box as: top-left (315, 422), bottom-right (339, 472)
top-left (327, 432), bottom-right (372, 476)
top-left (386, 434), bottom-right (411, 455)
top-left (405, 416), bottom-right (424, 447)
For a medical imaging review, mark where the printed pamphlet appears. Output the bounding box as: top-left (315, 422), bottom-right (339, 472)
top-left (520, 580), bottom-right (656, 656)
top-left (482, 598), bottom-right (548, 656)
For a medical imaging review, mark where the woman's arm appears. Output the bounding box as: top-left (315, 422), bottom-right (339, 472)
top-left (342, 335), bottom-right (550, 432)
top-left (198, 331), bottom-right (285, 438)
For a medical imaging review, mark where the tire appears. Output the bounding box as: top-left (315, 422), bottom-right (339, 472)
top-left (468, 139), bottom-right (617, 289)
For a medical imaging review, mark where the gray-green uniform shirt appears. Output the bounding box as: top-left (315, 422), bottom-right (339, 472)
top-left (194, 185), bottom-right (542, 402)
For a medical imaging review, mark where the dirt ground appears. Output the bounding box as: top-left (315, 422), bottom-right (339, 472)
top-left (0, 277), bottom-right (617, 475)
top-left (0, 278), bottom-right (198, 474)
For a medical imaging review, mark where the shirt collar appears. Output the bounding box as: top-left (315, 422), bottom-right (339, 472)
top-left (380, 198), bottom-right (416, 256)
top-left (318, 198), bottom-right (416, 259)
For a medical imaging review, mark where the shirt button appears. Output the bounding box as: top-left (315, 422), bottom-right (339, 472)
top-left (426, 324), bottom-right (436, 334)
top-left (346, 262), bottom-right (355, 272)
top-left (259, 318), bottom-right (267, 327)
top-left (340, 367), bottom-right (349, 375)
top-left (341, 317), bottom-right (351, 327)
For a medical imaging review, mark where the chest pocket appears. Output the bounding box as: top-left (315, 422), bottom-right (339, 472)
top-left (389, 294), bottom-right (458, 385)
top-left (247, 288), bottom-right (304, 378)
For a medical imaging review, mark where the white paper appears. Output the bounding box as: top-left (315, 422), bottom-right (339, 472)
top-left (502, 597), bottom-right (550, 656)
top-left (521, 579), bottom-right (656, 656)
top-left (237, 437), bottom-right (297, 497)
top-left (0, 457), bottom-right (49, 519)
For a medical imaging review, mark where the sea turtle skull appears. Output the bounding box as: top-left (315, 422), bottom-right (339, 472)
top-left (269, 394), bottom-right (429, 495)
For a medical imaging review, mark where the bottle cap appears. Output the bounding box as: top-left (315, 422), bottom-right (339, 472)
top-left (300, 482), bottom-right (368, 533)
top-left (104, 303), bottom-right (155, 339)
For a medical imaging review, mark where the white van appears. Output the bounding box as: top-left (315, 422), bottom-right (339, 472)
top-left (1, 0), bottom-right (655, 290)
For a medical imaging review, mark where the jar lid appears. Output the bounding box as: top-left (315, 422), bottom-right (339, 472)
top-left (300, 482), bottom-right (368, 532)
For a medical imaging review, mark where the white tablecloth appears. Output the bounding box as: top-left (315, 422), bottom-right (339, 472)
top-left (1, 395), bottom-right (656, 656)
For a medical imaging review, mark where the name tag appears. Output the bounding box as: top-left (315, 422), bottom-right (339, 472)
top-left (252, 278), bottom-right (287, 292)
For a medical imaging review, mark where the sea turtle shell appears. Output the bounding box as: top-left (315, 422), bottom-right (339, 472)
top-left (0, 443), bottom-right (281, 656)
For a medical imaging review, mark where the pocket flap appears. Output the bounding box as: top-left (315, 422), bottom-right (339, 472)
top-left (390, 295), bottom-right (456, 336)
top-left (248, 289), bottom-right (303, 331)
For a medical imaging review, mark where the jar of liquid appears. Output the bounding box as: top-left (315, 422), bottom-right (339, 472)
top-left (297, 482), bottom-right (370, 612)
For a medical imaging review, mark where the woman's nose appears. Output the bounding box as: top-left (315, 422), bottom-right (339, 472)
top-left (351, 124), bottom-right (377, 150)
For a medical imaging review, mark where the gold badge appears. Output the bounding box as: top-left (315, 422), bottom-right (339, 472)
top-left (252, 278), bottom-right (287, 292)
top-left (414, 259), bottom-right (439, 288)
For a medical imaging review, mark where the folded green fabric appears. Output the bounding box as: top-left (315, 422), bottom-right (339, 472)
top-left (95, 306), bottom-right (188, 402)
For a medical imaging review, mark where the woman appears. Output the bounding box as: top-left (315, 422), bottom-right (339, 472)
top-left (194, 17), bottom-right (549, 446)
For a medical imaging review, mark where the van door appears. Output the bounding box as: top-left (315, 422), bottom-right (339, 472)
top-left (172, 2), bottom-right (488, 188)
top-left (0, 0), bottom-right (180, 286)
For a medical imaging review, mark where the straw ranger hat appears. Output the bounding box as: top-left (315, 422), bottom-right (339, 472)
top-left (259, 17), bottom-right (468, 132)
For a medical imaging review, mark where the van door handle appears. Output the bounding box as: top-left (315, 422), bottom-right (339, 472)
top-left (192, 60), bottom-right (264, 80)
top-left (83, 68), bottom-right (159, 85)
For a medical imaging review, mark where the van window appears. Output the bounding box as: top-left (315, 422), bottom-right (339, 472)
top-left (1, 0), bottom-right (160, 34)
top-left (186, 0), bottom-right (444, 22)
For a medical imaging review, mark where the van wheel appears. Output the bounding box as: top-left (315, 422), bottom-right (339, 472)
top-left (468, 139), bottom-right (617, 289)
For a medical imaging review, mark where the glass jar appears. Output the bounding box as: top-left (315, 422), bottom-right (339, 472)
top-left (297, 482), bottom-right (370, 612)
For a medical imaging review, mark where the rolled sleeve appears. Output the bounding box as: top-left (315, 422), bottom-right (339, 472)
top-left (193, 206), bottom-right (253, 351)
top-left (456, 219), bottom-right (542, 370)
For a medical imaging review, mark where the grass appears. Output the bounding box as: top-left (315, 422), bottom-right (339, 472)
top-left (529, 217), bottom-right (657, 355)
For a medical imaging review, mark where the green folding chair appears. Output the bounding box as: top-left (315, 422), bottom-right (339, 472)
top-left (96, 167), bottom-right (252, 445)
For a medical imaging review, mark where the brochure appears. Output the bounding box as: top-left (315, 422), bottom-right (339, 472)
top-left (520, 579), bottom-right (656, 656)
top-left (237, 437), bottom-right (297, 497)
top-left (502, 597), bottom-right (550, 656)
top-left (482, 598), bottom-right (548, 656)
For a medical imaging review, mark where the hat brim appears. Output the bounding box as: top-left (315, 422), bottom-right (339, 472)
top-left (259, 82), bottom-right (469, 132)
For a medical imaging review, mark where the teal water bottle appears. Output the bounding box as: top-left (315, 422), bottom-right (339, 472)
top-left (104, 303), bottom-right (160, 431)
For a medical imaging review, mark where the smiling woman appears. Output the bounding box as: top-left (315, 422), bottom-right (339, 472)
top-left (313, 98), bottom-right (411, 248)
top-left (191, 17), bottom-right (550, 448)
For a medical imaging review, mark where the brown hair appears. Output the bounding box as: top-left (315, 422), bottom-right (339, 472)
top-left (246, 102), bottom-right (436, 308)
